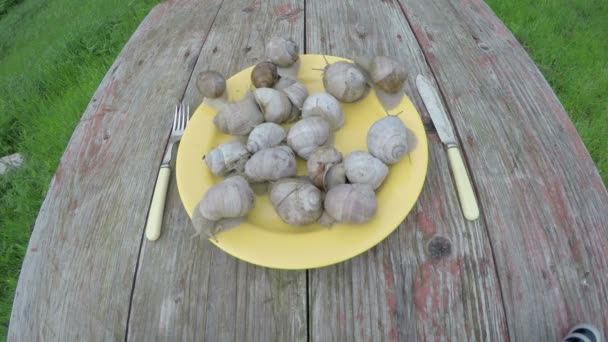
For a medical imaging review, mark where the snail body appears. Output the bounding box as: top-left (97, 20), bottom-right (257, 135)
top-left (283, 80), bottom-right (308, 110)
top-left (254, 88), bottom-right (292, 124)
top-left (213, 95), bottom-right (264, 135)
top-left (192, 176), bottom-right (255, 238)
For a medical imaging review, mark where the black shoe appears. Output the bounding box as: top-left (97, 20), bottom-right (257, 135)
top-left (563, 323), bottom-right (601, 342)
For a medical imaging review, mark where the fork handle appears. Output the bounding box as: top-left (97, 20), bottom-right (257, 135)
top-left (145, 166), bottom-right (171, 241)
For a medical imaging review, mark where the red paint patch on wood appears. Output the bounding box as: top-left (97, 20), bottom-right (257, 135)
top-left (242, 0), bottom-right (260, 13)
top-left (68, 198), bottom-right (78, 216)
top-left (274, 5), bottom-right (303, 24)
top-left (417, 213), bottom-right (435, 237)
top-left (382, 261), bottom-right (397, 314)
top-left (30, 247), bottom-right (38, 253)
top-left (388, 327), bottom-right (398, 341)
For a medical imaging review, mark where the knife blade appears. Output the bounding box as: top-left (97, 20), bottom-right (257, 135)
top-left (416, 74), bottom-right (479, 221)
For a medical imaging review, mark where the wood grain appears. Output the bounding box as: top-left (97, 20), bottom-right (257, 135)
top-left (398, 0), bottom-right (608, 340)
top-left (126, 0), bottom-right (307, 341)
top-left (305, 0), bottom-right (437, 125)
top-left (7, 0), bottom-right (223, 340)
top-left (306, 1), bottom-right (508, 340)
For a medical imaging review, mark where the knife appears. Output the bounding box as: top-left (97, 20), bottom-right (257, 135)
top-left (416, 74), bottom-right (479, 221)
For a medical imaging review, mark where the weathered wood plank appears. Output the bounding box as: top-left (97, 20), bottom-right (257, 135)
top-left (127, 1), bottom-right (307, 341)
top-left (310, 139), bottom-right (509, 341)
top-left (398, 0), bottom-right (608, 340)
top-left (306, 0), bottom-right (508, 340)
top-left (7, 1), bottom-right (223, 340)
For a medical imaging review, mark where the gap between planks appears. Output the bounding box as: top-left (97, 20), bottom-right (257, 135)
top-left (123, 1), bottom-right (226, 340)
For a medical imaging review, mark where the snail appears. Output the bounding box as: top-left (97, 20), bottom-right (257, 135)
top-left (205, 140), bottom-right (250, 177)
top-left (254, 88), bottom-right (292, 123)
top-left (323, 163), bottom-right (346, 191)
top-left (368, 56), bottom-right (406, 93)
top-left (244, 145), bottom-right (297, 182)
top-left (282, 79), bottom-right (308, 110)
top-left (251, 61), bottom-right (279, 88)
top-left (265, 36), bottom-right (299, 67)
top-left (191, 176), bottom-right (255, 239)
top-left (367, 115), bottom-right (408, 164)
top-left (306, 146), bottom-right (343, 189)
top-left (301, 93), bottom-right (345, 129)
top-left (273, 76), bottom-right (297, 91)
top-left (344, 151), bottom-right (388, 190)
top-left (286, 116), bottom-right (331, 159)
top-left (323, 184), bottom-right (377, 224)
top-left (213, 93), bottom-right (264, 135)
top-left (246, 122), bottom-right (286, 153)
top-left (323, 61), bottom-right (369, 103)
top-left (269, 178), bottom-right (323, 225)
top-left (198, 71), bottom-right (226, 99)
top-left (287, 101), bottom-right (300, 122)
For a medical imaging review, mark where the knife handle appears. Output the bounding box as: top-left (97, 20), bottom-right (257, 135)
top-left (145, 166), bottom-right (171, 241)
top-left (447, 146), bottom-right (479, 221)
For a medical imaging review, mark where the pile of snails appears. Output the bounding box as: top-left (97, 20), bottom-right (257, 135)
top-left (192, 36), bottom-right (409, 239)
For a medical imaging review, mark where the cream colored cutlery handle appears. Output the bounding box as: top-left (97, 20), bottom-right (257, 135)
top-left (145, 167), bottom-right (171, 241)
top-left (447, 146), bottom-right (479, 221)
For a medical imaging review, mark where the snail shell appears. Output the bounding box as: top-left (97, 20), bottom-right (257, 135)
top-left (269, 178), bottom-right (323, 225)
top-left (273, 76), bottom-right (297, 91)
top-left (254, 88), bottom-right (292, 124)
top-left (198, 71), bottom-right (226, 99)
top-left (323, 163), bottom-right (346, 191)
top-left (306, 146), bottom-right (342, 188)
top-left (246, 122), bottom-right (286, 153)
top-left (323, 61), bottom-right (369, 103)
top-left (265, 36), bottom-right (299, 67)
top-left (205, 141), bottom-right (250, 177)
top-left (301, 93), bottom-right (345, 129)
top-left (244, 145), bottom-right (297, 182)
top-left (344, 151), bottom-right (388, 190)
top-left (213, 95), bottom-right (264, 135)
top-left (283, 80), bottom-right (308, 110)
top-left (287, 102), bottom-right (300, 122)
top-left (251, 61), bottom-right (279, 88)
top-left (324, 184), bottom-right (377, 224)
top-left (192, 176), bottom-right (255, 238)
top-left (367, 115), bottom-right (408, 164)
top-left (369, 56), bottom-right (406, 93)
top-left (286, 117), bottom-right (330, 159)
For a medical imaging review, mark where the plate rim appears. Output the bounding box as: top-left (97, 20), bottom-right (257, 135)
top-left (176, 54), bottom-right (428, 269)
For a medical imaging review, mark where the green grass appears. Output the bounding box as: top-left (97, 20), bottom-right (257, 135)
top-left (0, 0), bottom-right (159, 338)
top-left (485, 0), bottom-right (608, 183)
top-left (0, 0), bottom-right (606, 340)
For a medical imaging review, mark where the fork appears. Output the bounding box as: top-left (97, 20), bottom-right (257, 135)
top-left (145, 103), bottom-right (189, 241)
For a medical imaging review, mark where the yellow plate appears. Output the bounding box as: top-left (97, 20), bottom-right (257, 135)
top-left (176, 55), bottom-right (428, 269)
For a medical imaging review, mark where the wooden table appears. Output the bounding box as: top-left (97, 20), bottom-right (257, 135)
top-left (9, 0), bottom-right (608, 340)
